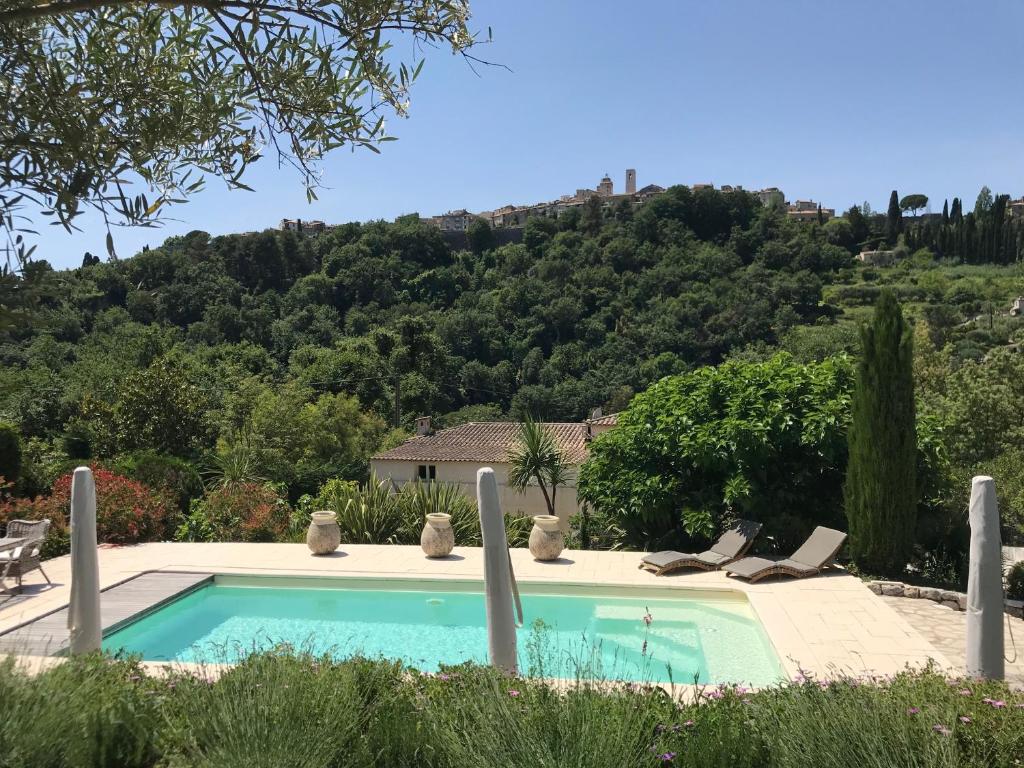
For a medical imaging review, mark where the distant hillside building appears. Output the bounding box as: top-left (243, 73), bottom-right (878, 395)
top-left (635, 183), bottom-right (665, 201)
top-left (786, 200), bottom-right (834, 223)
top-left (432, 209), bottom-right (476, 232)
top-left (857, 249), bottom-right (898, 265)
top-left (433, 169), bottom-right (665, 231)
top-left (1008, 198), bottom-right (1024, 219)
top-left (279, 218), bottom-right (326, 234)
top-left (755, 187), bottom-right (785, 207)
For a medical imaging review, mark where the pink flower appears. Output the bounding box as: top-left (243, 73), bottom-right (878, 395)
top-left (959, 716), bottom-right (971, 724)
top-left (958, 689), bottom-right (972, 696)
top-left (706, 689), bottom-right (724, 700)
top-left (907, 707), bottom-right (920, 715)
top-left (643, 610), bottom-right (653, 627)
top-left (683, 719), bottom-right (695, 728)
top-left (983, 698), bottom-right (1006, 709)
top-left (438, 673), bottom-right (450, 681)
top-left (508, 689), bottom-right (520, 697)
top-left (933, 725), bottom-right (951, 736)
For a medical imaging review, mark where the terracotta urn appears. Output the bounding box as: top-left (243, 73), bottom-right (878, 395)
top-left (421, 513), bottom-right (455, 557)
top-left (306, 510), bottom-right (341, 555)
top-left (529, 515), bottom-right (564, 561)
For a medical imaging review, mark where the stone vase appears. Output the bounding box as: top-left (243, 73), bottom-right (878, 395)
top-left (306, 510), bottom-right (341, 555)
top-left (528, 515), bottom-right (564, 561)
top-left (421, 513), bottom-right (455, 558)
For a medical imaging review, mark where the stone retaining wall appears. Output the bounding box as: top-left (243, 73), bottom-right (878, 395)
top-left (867, 580), bottom-right (1024, 619)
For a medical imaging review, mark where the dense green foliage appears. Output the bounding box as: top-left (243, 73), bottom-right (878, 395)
top-left (0, 652), bottom-right (1020, 768)
top-left (578, 355), bottom-right (853, 552)
top-left (0, 186), bottom-right (845, 499)
top-left (0, 184), bottom-right (1021, 576)
top-left (844, 292), bottom-right (917, 575)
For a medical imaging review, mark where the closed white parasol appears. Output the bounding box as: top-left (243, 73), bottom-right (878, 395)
top-left (67, 466), bottom-right (101, 654)
top-left (477, 467), bottom-right (522, 673)
top-left (966, 475), bottom-right (1004, 679)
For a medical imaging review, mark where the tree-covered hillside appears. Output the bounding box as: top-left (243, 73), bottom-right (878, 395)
top-left (0, 186), bottom-right (849, 493)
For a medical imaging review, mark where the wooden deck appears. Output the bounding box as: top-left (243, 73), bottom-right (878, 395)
top-left (0, 571), bottom-right (212, 656)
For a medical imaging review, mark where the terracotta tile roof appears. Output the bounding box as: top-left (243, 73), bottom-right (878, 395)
top-left (587, 413), bottom-right (619, 426)
top-left (371, 422), bottom-right (592, 464)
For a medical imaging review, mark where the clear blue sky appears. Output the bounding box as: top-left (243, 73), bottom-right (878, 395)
top-left (32, 0), bottom-right (1024, 269)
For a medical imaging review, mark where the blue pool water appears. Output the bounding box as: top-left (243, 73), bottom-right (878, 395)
top-left (102, 579), bottom-right (783, 685)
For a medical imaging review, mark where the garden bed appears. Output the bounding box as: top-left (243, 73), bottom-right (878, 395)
top-left (0, 652), bottom-right (1021, 767)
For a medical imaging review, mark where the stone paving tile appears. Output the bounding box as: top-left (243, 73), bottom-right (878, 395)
top-left (882, 595), bottom-right (1024, 688)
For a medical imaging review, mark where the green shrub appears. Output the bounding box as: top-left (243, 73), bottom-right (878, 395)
top-left (0, 422), bottom-right (22, 485)
top-left (113, 450), bottom-right (204, 518)
top-left (180, 482), bottom-right (291, 542)
top-left (1007, 561), bottom-right (1024, 600)
top-left (0, 655), bottom-right (161, 767)
top-left (578, 354), bottom-right (854, 552)
top-left (315, 473), bottom-right (406, 544)
top-left (0, 467), bottom-right (173, 555)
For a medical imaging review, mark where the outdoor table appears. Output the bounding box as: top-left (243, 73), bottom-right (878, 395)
top-left (0, 537), bottom-right (26, 596)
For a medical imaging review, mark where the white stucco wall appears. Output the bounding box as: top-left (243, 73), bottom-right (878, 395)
top-left (369, 458), bottom-right (579, 525)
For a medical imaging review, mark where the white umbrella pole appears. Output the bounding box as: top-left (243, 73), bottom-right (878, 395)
top-left (966, 475), bottom-right (1004, 679)
top-left (477, 467), bottom-right (517, 674)
top-left (68, 467), bottom-right (101, 654)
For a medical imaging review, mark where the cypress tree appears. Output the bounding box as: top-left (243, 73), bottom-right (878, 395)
top-left (844, 291), bottom-right (917, 576)
top-left (942, 199), bottom-right (949, 226)
top-left (886, 190), bottom-right (902, 245)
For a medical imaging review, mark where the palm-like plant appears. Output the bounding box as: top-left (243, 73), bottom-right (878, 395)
top-left (508, 418), bottom-right (573, 517)
top-left (202, 433), bottom-right (266, 490)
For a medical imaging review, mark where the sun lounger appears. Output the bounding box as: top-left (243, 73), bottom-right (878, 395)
top-left (639, 520), bottom-right (762, 576)
top-left (725, 526), bottom-right (847, 583)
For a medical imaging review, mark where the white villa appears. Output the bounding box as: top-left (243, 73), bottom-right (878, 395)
top-left (370, 415), bottom-right (617, 522)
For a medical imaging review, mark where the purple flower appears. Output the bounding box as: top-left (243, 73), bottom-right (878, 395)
top-left (706, 689), bottom-right (724, 700)
top-left (958, 688), bottom-right (972, 696)
top-left (907, 707), bottom-right (920, 715)
top-left (959, 716), bottom-right (971, 724)
top-left (658, 752), bottom-right (676, 762)
top-left (983, 697), bottom-right (1006, 709)
top-left (508, 689), bottom-right (520, 697)
top-left (933, 725), bottom-right (951, 736)
top-left (438, 673), bottom-right (451, 681)
top-left (643, 610), bottom-right (653, 627)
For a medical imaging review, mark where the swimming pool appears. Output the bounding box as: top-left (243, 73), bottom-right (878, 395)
top-left (102, 576), bottom-right (784, 685)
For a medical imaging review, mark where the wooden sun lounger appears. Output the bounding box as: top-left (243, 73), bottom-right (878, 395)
top-left (639, 520), bottom-right (762, 576)
top-left (725, 526), bottom-right (847, 583)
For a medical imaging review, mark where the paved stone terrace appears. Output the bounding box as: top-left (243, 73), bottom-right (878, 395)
top-left (0, 542), bottom-right (951, 680)
top-left (883, 595), bottom-right (1024, 688)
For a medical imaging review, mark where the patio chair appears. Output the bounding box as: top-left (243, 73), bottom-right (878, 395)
top-left (724, 526), bottom-right (847, 583)
top-left (639, 519), bottom-right (763, 576)
top-left (0, 519), bottom-right (52, 591)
